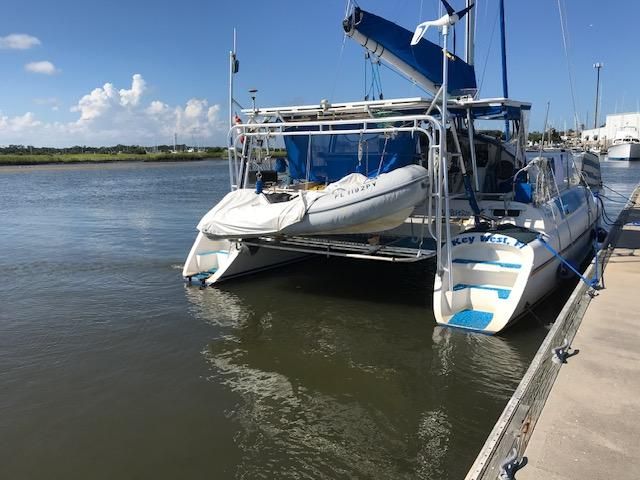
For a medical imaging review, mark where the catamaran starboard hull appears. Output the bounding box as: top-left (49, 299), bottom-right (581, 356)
top-left (434, 224), bottom-right (596, 335)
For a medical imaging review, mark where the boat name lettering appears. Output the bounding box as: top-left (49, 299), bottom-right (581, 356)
top-left (451, 234), bottom-right (526, 249)
top-left (451, 236), bottom-right (476, 246)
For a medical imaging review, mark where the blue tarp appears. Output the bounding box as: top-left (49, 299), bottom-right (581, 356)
top-left (449, 104), bottom-right (531, 120)
top-left (344, 8), bottom-right (477, 96)
top-left (284, 125), bottom-right (417, 183)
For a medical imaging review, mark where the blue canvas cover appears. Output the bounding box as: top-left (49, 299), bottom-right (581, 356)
top-left (344, 8), bottom-right (476, 96)
top-left (284, 125), bottom-right (417, 183)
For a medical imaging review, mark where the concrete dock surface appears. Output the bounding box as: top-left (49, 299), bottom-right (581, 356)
top-left (518, 194), bottom-right (640, 480)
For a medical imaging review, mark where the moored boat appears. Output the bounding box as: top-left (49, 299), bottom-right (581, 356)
top-left (183, 1), bottom-right (603, 334)
top-left (607, 127), bottom-right (640, 160)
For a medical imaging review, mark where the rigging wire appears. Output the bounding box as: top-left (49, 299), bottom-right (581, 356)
top-left (603, 184), bottom-right (633, 202)
top-left (378, 61), bottom-right (434, 98)
top-left (599, 194), bottom-right (628, 205)
top-left (477, 4), bottom-right (500, 97)
top-left (329, 0), bottom-right (355, 101)
top-left (556, 0), bottom-right (580, 131)
top-left (364, 53), bottom-right (384, 100)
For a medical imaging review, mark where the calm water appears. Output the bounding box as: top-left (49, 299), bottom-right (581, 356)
top-left (0, 159), bottom-right (637, 479)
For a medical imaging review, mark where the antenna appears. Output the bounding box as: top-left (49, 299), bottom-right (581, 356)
top-left (229, 28), bottom-right (239, 130)
top-left (249, 89), bottom-right (258, 113)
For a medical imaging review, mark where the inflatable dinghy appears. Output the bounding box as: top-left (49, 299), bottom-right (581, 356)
top-left (198, 164), bottom-right (429, 239)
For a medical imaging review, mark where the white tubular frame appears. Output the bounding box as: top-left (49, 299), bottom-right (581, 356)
top-left (224, 112), bottom-right (454, 283)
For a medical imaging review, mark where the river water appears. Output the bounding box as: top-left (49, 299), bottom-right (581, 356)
top-left (0, 159), bottom-right (637, 479)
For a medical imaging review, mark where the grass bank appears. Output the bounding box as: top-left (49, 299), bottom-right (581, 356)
top-left (0, 152), bottom-right (224, 166)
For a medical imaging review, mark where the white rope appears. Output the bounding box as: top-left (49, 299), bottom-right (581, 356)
top-left (329, 0), bottom-right (352, 100)
top-left (376, 135), bottom-right (390, 177)
top-left (477, 5), bottom-right (500, 98)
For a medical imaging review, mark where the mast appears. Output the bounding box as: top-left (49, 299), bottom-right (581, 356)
top-left (593, 62), bottom-right (603, 129)
top-left (465, 0), bottom-right (475, 65)
top-left (499, 0), bottom-right (510, 139)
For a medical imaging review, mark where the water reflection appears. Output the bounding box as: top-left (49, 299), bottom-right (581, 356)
top-left (184, 259), bottom-right (542, 479)
top-left (431, 327), bottom-right (526, 400)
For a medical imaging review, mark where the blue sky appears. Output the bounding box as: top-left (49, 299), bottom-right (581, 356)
top-left (1, 0), bottom-right (639, 147)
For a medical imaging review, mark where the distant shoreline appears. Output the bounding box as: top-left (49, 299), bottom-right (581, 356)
top-left (0, 150), bottom-right (288, 167)
top-left (0, 152), bottom-right (222, 166)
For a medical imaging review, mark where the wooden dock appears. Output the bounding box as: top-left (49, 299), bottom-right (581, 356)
top-left (518, 188), bottom-right (640, 480)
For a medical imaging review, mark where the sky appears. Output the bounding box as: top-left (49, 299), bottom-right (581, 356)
top-left (1, 0), bottom-right (639, 147)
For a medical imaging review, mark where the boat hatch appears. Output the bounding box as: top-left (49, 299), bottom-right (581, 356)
top-left (492, 209), bottom-right (522, 217)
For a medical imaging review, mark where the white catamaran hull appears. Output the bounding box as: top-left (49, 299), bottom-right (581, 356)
top-left (184, 165), bottom-right (429, 285)
top-left (607, 142), bottom-right (640, 161)
top-left (182, 232), bottom-right (308, 286)
top-left (434, 186), bottom-right (598, 334)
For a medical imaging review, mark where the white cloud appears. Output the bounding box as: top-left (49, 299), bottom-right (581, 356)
top-left (207, 105), bottom-right (220, 123)
top-left (146, 100), bottom-right (168, 115)
top-left (25, 61), bottom-right (59, 75)
top-left (33, 97), bottom-right (62, 111)
top-left (0, 73), bottom-right (226, 147)
top-left (0, 33), bottom-right (41, 50)
top-left (0, 112), bottom-right (41, 132)
top-left (119, 73), bottom-right (145, 107)
top-left (72, 82), bottom-right (117, 121)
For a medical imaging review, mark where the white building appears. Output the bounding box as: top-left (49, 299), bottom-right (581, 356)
top-left (581, 112), bottom-right (640, 148)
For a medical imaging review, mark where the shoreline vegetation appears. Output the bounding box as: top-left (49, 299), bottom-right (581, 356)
top-left (0, 149), bottom-right (288, 167)
top-left (0, 151), bottom-right (222, 166)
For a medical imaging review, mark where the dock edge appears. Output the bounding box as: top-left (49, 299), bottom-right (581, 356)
top-left (464, 184), bottom-right (640, 480)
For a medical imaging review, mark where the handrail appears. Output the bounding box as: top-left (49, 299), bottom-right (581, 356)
top-left (225, 112), bottom-right (450, 286)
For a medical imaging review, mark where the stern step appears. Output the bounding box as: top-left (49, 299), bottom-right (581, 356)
top-left (448, 309), bottom-right (494, 330)
top-left (453, 283), bottom-right (512, 299)
top-left (191, 268), bottom-right (218, 282)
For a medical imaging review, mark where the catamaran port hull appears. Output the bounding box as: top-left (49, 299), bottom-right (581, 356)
top-left (182, 232), bottom-right (309, 286)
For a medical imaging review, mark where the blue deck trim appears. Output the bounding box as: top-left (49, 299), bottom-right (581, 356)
top-left (452, 258), bottom-right (521, 269)
top-left (448, 309), bottom-right (494, 330)
top-left (197, 250), bottom-right (229, 256)
top-left (192, 268), bottom-right (218, 280)
top-left (453, 284), bottom-right (511, 299)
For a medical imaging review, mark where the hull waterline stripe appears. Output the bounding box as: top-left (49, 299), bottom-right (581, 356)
top-left (452, 258), bottom-right (521, 269)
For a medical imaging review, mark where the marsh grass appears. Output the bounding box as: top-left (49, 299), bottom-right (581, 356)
top-left (0, 152), bottom-right (220, 166)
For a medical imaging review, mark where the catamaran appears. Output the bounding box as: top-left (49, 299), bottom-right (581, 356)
top-left (183, 1), bottom-right (602, 334)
